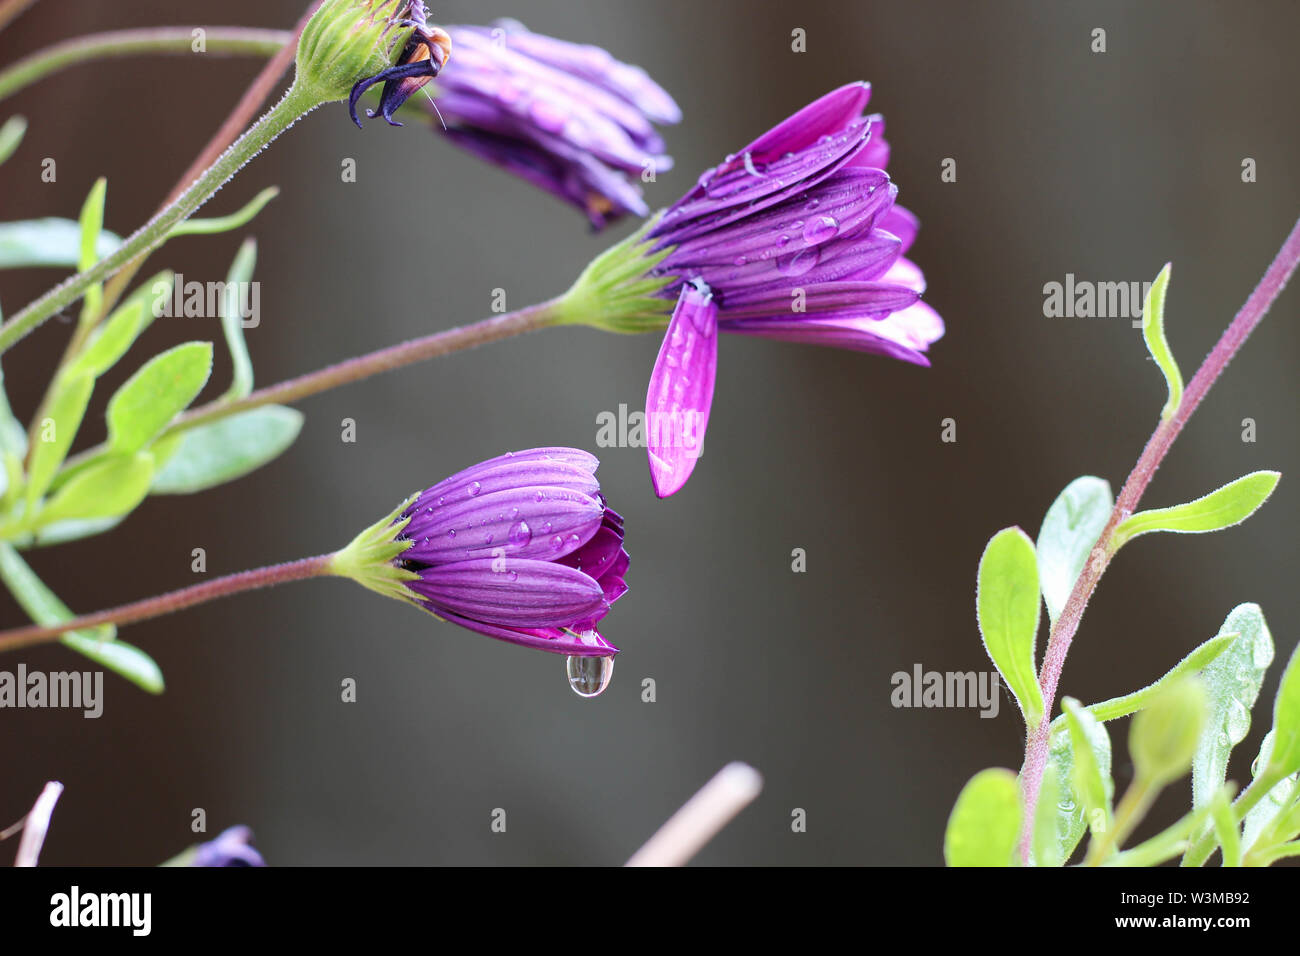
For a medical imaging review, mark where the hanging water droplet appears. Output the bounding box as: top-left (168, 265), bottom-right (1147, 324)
top-left (508, 520), bottom-right (532, 548)
top-left (566, 655), bottom-right (614, 697)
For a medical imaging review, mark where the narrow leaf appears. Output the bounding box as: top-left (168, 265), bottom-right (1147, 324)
top-left (0, 115), bottom-right (26, 166)
top-left (169, 186), bottom-right (279, 238)
top-left (36, 452), bottom-right (154, 526)
top-left (1043, 708), bottom-right (1114, 863)
top-left (0, 360), bottom-right (28, 459)
top-left (25, 372), bottom-right (93, 506)
top-left (945, 768), bottom-right (1021, 867)
top-left (105, 342), bottom-right (212, 454)
top-left (1261, 639), bottom-right (1300, 780)
top-left (1086, 632), bottom-right (1237, 723)
top-left (1242, 732), bottom-right (1298, 854)
top-left (1063, 699), bottom-right (1112, 837)
top-left (1140, 263), bottom-right (1182, 419)
top-left (1036, 476), bottom-right (1112, 621)
top-left (151, 405), bottom-right (302, 494)
top-left (0, 219), bottom-right (121, 268)
top-left (1210, 788), bottom-right (1242, 867)
top-left (219, 238), bottom-right (257, 400)
top-left (1112, 471), bottom-right (1280, 549)
top-left (0, 542), bottom-right (163, 693)
top-left (76, 178), bottom-right (107, 322)
top-left (68, 301), bottom-right (147, 379)
top-left (977, 527), bottom-right (1044, 726)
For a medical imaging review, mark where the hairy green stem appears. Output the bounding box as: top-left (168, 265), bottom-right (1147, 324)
top-left (0, 553), bottom-right (334, 653)
top-left (0, 80), bottom-right (320, 355)
top-left (0, 27), bottom-right (291, 102)
top-left (1016, 216), bottom-right (1300, 863)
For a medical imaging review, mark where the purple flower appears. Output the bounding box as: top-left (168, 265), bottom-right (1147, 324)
top-left (394, 448), bottom-right (629, 656)
top-left (191, 826), bottom-right (266, 867)
top-left (427, 21), bottom-right (681, 229)
top-left (641, 83), bottom-right (944, 496)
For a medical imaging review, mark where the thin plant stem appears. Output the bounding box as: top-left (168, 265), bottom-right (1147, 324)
top-left (0, 554), bottom-right (335, 653)
top-left (59, 299), bottom-right (564, 474)
top-left (0, 0), bottom-right (36, 35)
top-left (1016, 216), bottom-right (1300, 863)
top-left (0, 27), bottom-right (291, 102)
top-left (625, 763), bottom-right (763, 866)
top-left (0, 80), bottom-right (319, 356)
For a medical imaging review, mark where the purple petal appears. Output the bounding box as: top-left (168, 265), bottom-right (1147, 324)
top-left (412, 448), bottom-right (598, 506)
top-left (645, 282), bottom-right (719, 498)
top-left (849, 114), bottom-right (891, 170)
top-left (432, 609), bottom-right (620, 656)
top-left (402, 485), bottom-right (605, 563)
top-left (411, 558), bottom-right (606, 627)
top-left (660, 169), bottom-right (894, 269)
top-left (740, 82), bottom-right (871, 161)
top-left (878, 205), bottom-right (918, 253)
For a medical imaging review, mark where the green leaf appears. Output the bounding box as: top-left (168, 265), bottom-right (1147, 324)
top-left (1086, 632), bottom-right (1237, 723)
top-left (36, 452), bottom-right (154, 526)
top-left (945, 768), bottom-right (1021, 867)
top-left (25, 372), bottom-right (93, 507)
top-left (219, 238), bottom-right (257, 400)
top-left (151, 405), bottom-right (302, 494)
top-left (1210, 787), bottom-right (1242, 867)
top-left (1192, 604), bottom-right (1273, 815)
top-left (32, 515), bottom-right (126, 547)
top-left (168, 186), bottom-right (279, 238)
top-left (1108, 799), bottom-right (1219, 867)
top-left (1036, 476), bottom-right (1112, 621)
top-left (0, 218), bottom-right (121, 268)
top-left (1261, 639), bottom-right (1300, 780)
top-left (0, 115), bottom-right (26, 166)
top-left (0, 360), bottom-right (28, 459)
top-left (1140, 263), bottom-right (1182, 420)
top-left (76, 178), bottom-right (107, 321)
top-left (1042, 707), bottom-right (1114, 863)
top-left (1031, 757), bottom-right (1064, 868)
top-left (1131, 677), bottom-right (1206, 787)
top-left (0, 542), bottom-right (163, 693)
top-left (1242, 732), bottom-right (1298, 853)
top-left (977, 527), bottom-right (1044, 726)
top-left (1112, 471), bottom-right (1280, 549)
top-left (105, 342), bottom-right (213, 454)
top-left (68, 301), bottom-right (146, 379)
top-left (1063, 699), bottom-right (1113, 837)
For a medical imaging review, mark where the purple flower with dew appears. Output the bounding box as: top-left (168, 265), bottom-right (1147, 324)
top-left (192, 826), bottom-right (266, 867)
top-left (640, 82), bottom-right (944, 497)
top-left (426, 20), bottom-right (681, 229)
top-left (393, 448), bottom-right (628, 668)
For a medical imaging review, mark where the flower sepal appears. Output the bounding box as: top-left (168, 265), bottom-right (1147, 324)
top-left (297, 0), bottom-right (423, 104)
top-left (556, 215), bottom-right (676, 333)
top-left (328, 495), bottom-right (421, 604)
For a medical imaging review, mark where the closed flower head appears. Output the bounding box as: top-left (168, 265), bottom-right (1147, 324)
top-left (332, 449), bottom-right (628, 663)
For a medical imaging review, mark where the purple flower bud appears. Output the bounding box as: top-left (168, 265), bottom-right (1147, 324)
top-left (391, 449), bottom-right (628, 656)
top-left (641, 83), bottom-right (944, 496)
top-left (427, 21), bottom-right (680, 229)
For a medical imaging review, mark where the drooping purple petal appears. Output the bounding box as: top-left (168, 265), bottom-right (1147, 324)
top-left (645, 282), bottom-right (719, 498)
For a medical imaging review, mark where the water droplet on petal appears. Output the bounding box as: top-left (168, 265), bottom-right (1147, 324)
top-left (508, 520), bottom-right (532, 548)
top-left (468, 481), bottom-right (482, 496)
top-left (777, 246), bottom-right (820, 277)
top-left (566, 655), bottom-right (614, 698)
top-left (803, 215), bottom-right (839, 244)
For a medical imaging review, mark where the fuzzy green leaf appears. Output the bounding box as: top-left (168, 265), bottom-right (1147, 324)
top-left (1113, 471), bottom-right (1280, 549)
top-left (36, 452), bottom-right (154, 526)
top-left (25, 372), bottom-right (93, 507)
top-left (977, 527), bottom-right (1044, 726)
top-left (1036, 476), bottom-right (1112, 621)
top-left (1140, 264), bottom-right (1182, 419)
top-left (151, 406), bottom-right (302, 494)
top-left (1192, 605), bottom-right (1273, 815)
top-left (105, 342), bottom-right (212, 455)
top-left (219, 238), bottom-right (257, 400)
top-left (168, 186), bottom-right (279, 238)
top-left (1087, 632), bottom-right (1237, 723)
top-left (1063, 699), bottom-right (1113, 838)
top-left (945, 768), bottom-right (1021, 867)
top-left (1042, 707), bottom-right (1114, 864)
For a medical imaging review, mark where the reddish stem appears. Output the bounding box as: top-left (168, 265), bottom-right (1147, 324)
top-left (1017, 216), bottom-right (1300, 862)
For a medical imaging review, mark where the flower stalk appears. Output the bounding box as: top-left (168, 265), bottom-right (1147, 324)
top-left (1017, 215), bottom-right (1300, 863)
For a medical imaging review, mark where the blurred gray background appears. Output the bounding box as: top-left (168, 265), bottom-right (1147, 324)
top-left (1, 0), bottom-right (1296, 865)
